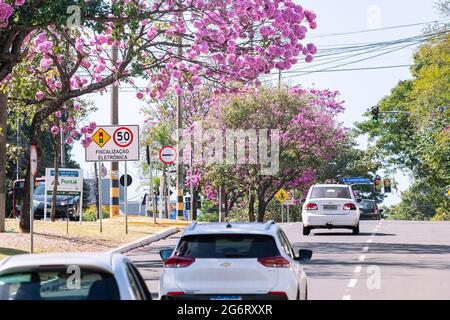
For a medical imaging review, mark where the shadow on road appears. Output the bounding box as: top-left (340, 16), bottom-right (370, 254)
top-left (312, 232), bottom-right (396, 236)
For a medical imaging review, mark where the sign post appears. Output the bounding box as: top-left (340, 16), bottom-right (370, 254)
top-left (275, 188), bottom-right (289, 223)
top-left (30, 145), bottom-right (38, 254)
top-left (85, 125), bottom-right (140, 234)
top-left (125, 162), bottom-right (128, 234)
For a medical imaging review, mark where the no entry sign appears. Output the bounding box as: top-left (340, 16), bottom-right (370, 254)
top-left (159, 146), bottom-right (177, 164)
top-left (85, 125), bottom-right (140, 162)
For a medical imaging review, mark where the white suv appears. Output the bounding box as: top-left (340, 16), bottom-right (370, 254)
top-left (159, 221), bottom-right (312, 300)
top-left (302, 184), bottom-right (361, 235)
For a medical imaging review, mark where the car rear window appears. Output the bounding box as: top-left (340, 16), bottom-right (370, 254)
top-left (310, 186), bottom-right (351, 199)
top-left (176, 234), bottom-right (280, 259)
top-left (0, 268), bottom-right (120, 300)
top-left (359, 201), bottom-right (375, 209)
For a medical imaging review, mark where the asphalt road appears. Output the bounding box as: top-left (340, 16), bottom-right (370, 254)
top-left (127, 220), bottom-right (450, 300)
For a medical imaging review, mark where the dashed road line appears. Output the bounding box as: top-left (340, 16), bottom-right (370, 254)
top-left (366, 238), bottom-right (373, 243)
top-left (347, 279), bottom-right (358, 288)
top-left (342, 295), bottom-right (351, 300)
top-left (358, 255), bottom-right (366, 262)
top-left (362, 246), bottom-right (369, 252)
top-left (353, 266), bottom-right (362, 273)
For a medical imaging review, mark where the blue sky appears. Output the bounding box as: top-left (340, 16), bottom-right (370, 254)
top-left (71, 0), bottom-right (444, 205)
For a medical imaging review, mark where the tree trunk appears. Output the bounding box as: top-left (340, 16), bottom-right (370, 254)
top-left (0, 92), bottom-right (7, 232)
top-left (248, 192), bottom-right (255, 222)
top-left (192, 188), bottom-right (198, 221)
top-left (257, 190), bottom-right (266, 222)
top-left (50, 128), bottom-right (61, 222)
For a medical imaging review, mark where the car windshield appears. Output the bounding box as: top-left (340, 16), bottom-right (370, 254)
top-left (0, 268), bottom-right (120, 300)
top-left (359, 201), bottom-right (375, 209)
top-left (176, 234), bottom-right (280, 259)
top-left (310, 186), bottom-right (351, 199)
top-left (33, 184), bottom-right (45, 196)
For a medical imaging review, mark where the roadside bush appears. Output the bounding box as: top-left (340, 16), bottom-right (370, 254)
top-left (82, 205), bottom-right (111, 221)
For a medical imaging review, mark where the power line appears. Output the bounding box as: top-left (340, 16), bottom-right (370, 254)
top-left (309, 19), bottom-right (449, 38)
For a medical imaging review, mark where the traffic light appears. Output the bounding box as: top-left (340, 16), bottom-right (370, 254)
top-left (371, 106), bottom-right (379, 124)
top-left (374, 177), bottom-right (382, 193)
top-left (384, 178), bottom-right (391, 193)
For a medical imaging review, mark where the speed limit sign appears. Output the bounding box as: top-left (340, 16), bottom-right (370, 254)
top-left (85, 125), bottom-right (140, 162)
top-left (113, 127), bottom-right (134, 147)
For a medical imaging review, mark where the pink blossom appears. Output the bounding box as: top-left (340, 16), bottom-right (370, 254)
top-left (35, 91), bottom-right (45, 101)
top-left (50, 126), bottom-right (60, 135)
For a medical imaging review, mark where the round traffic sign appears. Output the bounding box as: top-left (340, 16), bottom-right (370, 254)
top-left (30, 145), bottom-right (38, 177)
top-left (159, 146), bottom-right (177, 165)
top-left (120, 174), bottom-right (133, 187)
top-left (113, 127), bottom-right (134, 148)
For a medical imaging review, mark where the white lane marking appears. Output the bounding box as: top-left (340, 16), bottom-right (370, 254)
top-left (366, 239), bottom-right (373, 243)
top-left (358, 255), bottom-right (366, 262)
top-left (371, 233), bottom-right (376, 237)
top-left (342, 295), bottom-right (351, 300)
top-left (353, 266), bottom-right (362, 273)
top-left (362, 246), bottom-right (369, 252)
top-left (348, 279), bottom-right (358, 288)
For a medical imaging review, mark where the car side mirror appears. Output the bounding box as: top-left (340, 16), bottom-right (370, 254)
top-left (159, 249), bottom-right (174, 261)
top-left (297, 249), bottom-right (313, 261)
top-left (356, 198), bottom-right (362, 203)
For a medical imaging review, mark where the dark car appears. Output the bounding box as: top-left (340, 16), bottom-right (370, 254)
top-left (358, 199), bottom-right (381, 220)
top-left (32, 183), bottom-right (80, 220)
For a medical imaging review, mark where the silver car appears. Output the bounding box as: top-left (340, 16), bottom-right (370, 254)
top-left (0, 253), bottom-right (151, 300)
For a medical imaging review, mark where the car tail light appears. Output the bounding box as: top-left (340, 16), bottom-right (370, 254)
top-left (305, 203), bottom-right (318, 210)
top-left (164, 256), bottom-right (195, 268)
top-left (267, 291), bottom-right (288, 299)
top-left (343, 203), bottom-right (357, 210)
top-left (258, 256), bottom-right (291, 268)
top-left (167, 291), bottom-right (185, 296)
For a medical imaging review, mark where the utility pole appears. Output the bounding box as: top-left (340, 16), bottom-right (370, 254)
top-left (189, 148), bottom-right (194, 221)
top-left (110, 45), bottom-right (120, 218)
top-left (278, 69), bottom-right (282, 89)
top-left (176, 36), bottom-right (184, 220)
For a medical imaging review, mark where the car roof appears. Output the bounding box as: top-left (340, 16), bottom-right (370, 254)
top-left (181, 221), bottom-right (279, 236)
top-left (0, 252), bottom-right (124, 274)
top-left (311, 184), bottom-right (350, 188)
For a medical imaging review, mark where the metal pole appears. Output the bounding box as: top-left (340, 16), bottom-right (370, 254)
top-left (79, 169), bottom-right (83, 224)
top-left (44, 170), bottom-right (47, 221)
top-left (176, 36), bottom-right (184, 220)
top-left (278, 69), bottom-right (282, 89)
top-left (30, 174), bottom-right (34, 253)
top-left (189, 148), bottom-right (194, 221)
top-left (281, 204), bottom-right (284, 223)
top-left (125, 162), bottom-right (128, 234)
top-left (287, 205), bottom-right (290, 223)
top-left (167, 166), bottom-right (170, 219)
top-left (149, 150), bottom-right (153, 219)
top-left (110, 45), bottom-right (120, 218)
top-left (99, 161), bottom-right (103, 233)
top-left (159, 172), bottom-right (163, 219)
top-left (218, 186), bottom-right (222, 223)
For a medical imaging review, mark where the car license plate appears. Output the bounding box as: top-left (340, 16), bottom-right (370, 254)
top-left (323, 205), bottom-right (338, 210)
top-left (210, 296), bottom-right (242, 300)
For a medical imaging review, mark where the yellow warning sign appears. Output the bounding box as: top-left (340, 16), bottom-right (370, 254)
top-left (92, 128), bottom-right (111, 148)
top-left (275, 188), bottom-right (289, 204)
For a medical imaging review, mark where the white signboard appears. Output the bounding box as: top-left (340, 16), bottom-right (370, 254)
top-left (159, 146), bottom-right (177, 164)
top-left (45, 168), bottom-right (83, 193)
top-left (283, 190), bottom-right (295, 206)
top-left (85, 125), bottom-right (140, 162)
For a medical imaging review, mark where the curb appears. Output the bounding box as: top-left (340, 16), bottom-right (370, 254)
top-left (107, 226), bottom-right (180, 254)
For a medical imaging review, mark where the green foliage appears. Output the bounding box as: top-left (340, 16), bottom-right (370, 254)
top-left (82, 205), bottom-right (110, 221)
top-left (356, 33), bottom-right (450, 219)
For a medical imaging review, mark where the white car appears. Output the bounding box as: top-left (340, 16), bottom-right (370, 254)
top-left (0, 253), bottom-right (152, 300)
top-left (301, 184), bottom-right (361, 235)
top-left (159, 221), bottom-right (312, 300)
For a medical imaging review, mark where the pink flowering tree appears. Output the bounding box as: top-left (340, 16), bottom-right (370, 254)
top-left (186, 86), bottom-right (347, 222)
top-left (2, 0), bottom-right (319, 231)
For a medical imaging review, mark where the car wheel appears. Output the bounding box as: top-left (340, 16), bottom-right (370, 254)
top-left (303, 226), bottom-right (311, 236)
top-left (352, 224), bottom-right (360, 235)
